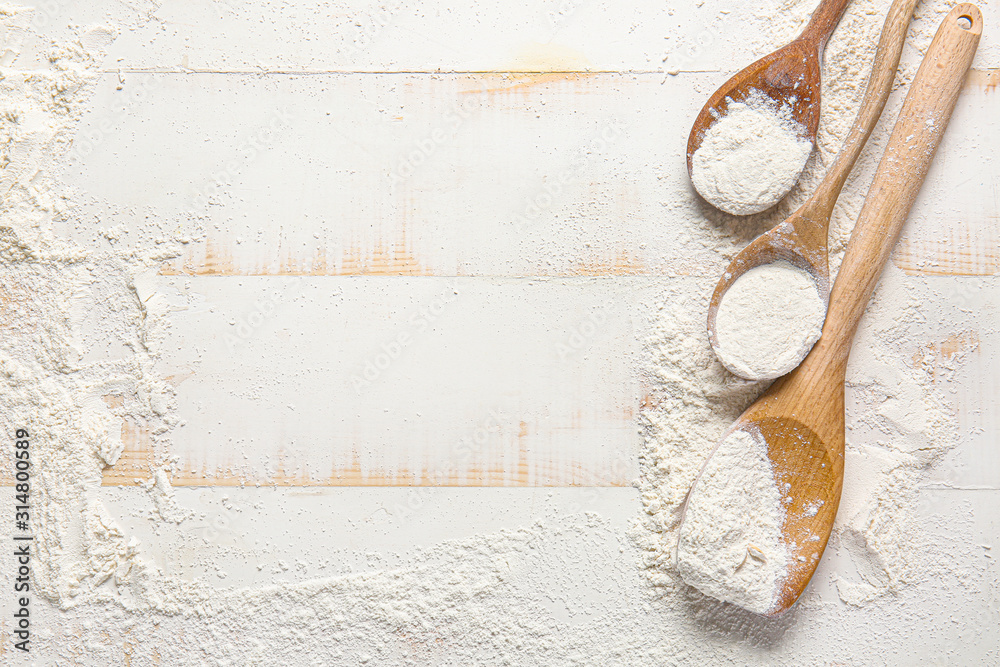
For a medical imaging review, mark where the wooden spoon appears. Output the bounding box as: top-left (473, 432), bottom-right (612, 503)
top-left (685, 0), bottom-right (851, 180)
top-left (678, 4), bottom-right (982, 617)
top-left (706, 0), bottom-right (919, 380)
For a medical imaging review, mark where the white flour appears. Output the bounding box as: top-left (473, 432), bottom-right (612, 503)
top-left (676, 428), bottom-right (788, 615)
top-left (714, 260), bottom-right (825, 380)
top-left (691, 90), bottom-right (813, 216)
top-left (0, 0), bottom-right (993, 663)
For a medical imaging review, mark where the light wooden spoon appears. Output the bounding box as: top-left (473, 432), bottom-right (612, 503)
top-left (678, 4), bottom-right (982, 617)
top-left (706, 0), bottom-right (919, 380)
top-left (685, 0), bottom-right (851, 180)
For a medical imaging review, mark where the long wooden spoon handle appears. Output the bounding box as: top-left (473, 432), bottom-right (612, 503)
top-left (807, 0), bottom-right (919, 219)
top-left (799, 0), bottom-right (852, 48)
top-left (825, 4), bottom-right (982, 358)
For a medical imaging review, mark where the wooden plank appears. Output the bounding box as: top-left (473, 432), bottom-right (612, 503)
top-left (104, 0), bottom-right (778, 73)
top-left (893, 68), bottom-right (1000, 276)
top-left (65, 70), bottom-right (723, 278)
top-left (98, 276), bottom-right (646, 487)
top-left (59, 11), bottom-right (1000, 489)
top-left (65, 69), bottom-right (1000, 280)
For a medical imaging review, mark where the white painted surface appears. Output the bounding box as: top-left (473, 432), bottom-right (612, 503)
top-left (153, 275), bottom-right (643, 485)
top-left (9, 0), bottom-right (998, 662)
top-left (102, 0), bottom-right (774, 73)
top-left (62, 61), bottom-right (1000, 487)
top-left (64, 70), bottom-right (721, 279)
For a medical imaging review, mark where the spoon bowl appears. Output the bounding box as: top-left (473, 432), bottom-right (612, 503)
top-left (686, 0), bottom-right (851, 179)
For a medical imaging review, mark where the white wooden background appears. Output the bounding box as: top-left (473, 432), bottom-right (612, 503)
top-left (4, 0), bottom-right (996, 662)
top-left (54, 0), bottom-right (999, 492)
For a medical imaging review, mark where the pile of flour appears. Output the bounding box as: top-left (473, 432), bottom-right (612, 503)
top-left (713, 260), bottom-right (826, 380)
top-left (691, 90), bottom-right (813, 216)
top-left (676, 428), bottom-right (788, 615)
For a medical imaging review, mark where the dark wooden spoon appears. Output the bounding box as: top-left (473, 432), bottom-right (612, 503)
top-left (686, 0), bottom-right (851, 182)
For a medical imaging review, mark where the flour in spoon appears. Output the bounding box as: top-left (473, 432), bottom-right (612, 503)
top-left (691, 90), bottom-right (813, 215)
top-left (714, 260), bottom-right (825, 380)
top-left (676, 428), bottom-right (789, 615)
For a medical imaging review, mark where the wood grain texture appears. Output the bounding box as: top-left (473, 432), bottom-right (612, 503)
top-left (799, 0), bottom-right (853, 48)
top-left (685, 0), bottom-right (851, 175)
top-left (828, 5), bottom-right (982, 347)
top-left (892, 65), bottom-right (1000, 276)
top-left (112, 276), bottom-right (644, 488)
top-left (701, 4), bottom-right (983, 616)
top-left (49, 7), bottom-right (994, 492)
top-left (706, 0), bottom-right (919, 363)
top-left (65, 65), bottom-right (997, 281)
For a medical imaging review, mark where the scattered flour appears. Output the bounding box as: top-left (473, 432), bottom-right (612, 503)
top-left (0, 0), bottom-right (991, 663)
top-left (676, 428), bottom-right (789, 615)
top-left (713, 260), bottom-right (826, 380)
top-left (691, 90), bottom-right (813, 216)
